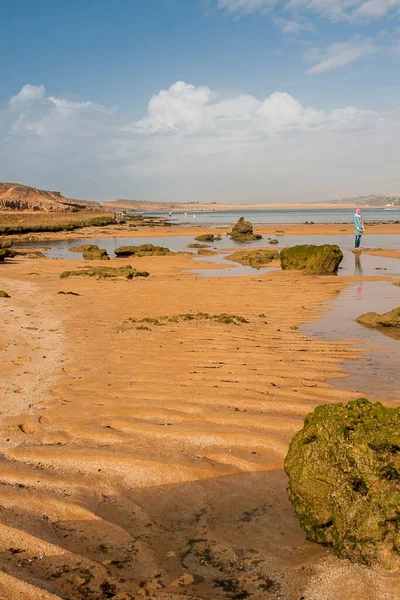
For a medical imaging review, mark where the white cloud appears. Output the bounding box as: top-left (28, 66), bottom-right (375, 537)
top-left (305, 38), bottom-right (377, 74)
top-left (9, 84), bottom-right (45, 107)
top-left (274, 17), bottom-right (315, 32)
top-left (216, 0), bottom-right (400, 21)
top-left (217, 0), bottom-right (277, 14)
top-left (2, 81), bottom-right (400, 202)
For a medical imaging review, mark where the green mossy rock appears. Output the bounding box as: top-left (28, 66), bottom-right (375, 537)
top-left (228, 217), bottom-right (262, 243)
top-left (356, 307), bottom-right (400, 329)
top-left (69, 244), bottom-right (99, 253)
top-left (194, 234), bottom-right (222, 242)
top-left (60, 266), bottom-right (149, 279)
top-left (280, 244), bottom-right (343, 274)
top-left (114, 244), bottom-right (172, 257)
top-left (82, 248), bottom-right (109, 260)
top-left (285, 398), bottom-right (400, 568)
top-left (0, 290), bottom-right (11, 298)
top-left (187, 243), bottom-right (210, 249)
top-left (0, 248), bottom-right (16, 262)
top-left (197, 248), bottom-right (215, 256)
top-left (119, 312), bottom-right (249, 331)
top-left (268, 239), bottom-right (279, 245)
top-left (225, 248), bottom-right (278, 268)
top-left (0, 239), bottom-right (13, 249)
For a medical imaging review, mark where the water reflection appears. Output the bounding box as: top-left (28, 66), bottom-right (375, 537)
top-left (303, 281), bottom-right (400, 400)
top-left (354, 253), bottom-right (363, 276)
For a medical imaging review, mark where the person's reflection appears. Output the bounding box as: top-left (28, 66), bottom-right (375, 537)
top-left (354, 252), bottom-right (363, 296)
top-left (354, 252), bottom-right (363, 275)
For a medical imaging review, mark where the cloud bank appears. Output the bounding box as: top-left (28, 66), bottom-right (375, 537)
top-left (1, 82), bottom-right (399, 202)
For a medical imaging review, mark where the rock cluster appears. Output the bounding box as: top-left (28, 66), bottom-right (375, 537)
top-left (285, 398), bottom-right (400, 568)
top-left (114, 244), bottom-right (172, 257)
top-left (60, 266), bottom-right (149, 279)
top-left (228, 217), bottom-right (262, 243)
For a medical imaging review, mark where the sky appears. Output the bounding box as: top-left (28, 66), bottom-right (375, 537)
top-left (1, 0), bottom-right (400, 203)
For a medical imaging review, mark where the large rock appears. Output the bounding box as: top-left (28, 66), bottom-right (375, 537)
top-left (356, 307), bottom-right (400, 329)
top-left (0, 248), bottom-right (16, 262)
top-left (285, 398), bottom-right (400, 568)
top-left (280, 244), bottom-right (343, 274)
top-left (228, 217), bottom-right (262, 243)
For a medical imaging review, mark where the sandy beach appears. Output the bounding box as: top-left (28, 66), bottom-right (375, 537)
top-left (0, 223), bottom-right (400, 599)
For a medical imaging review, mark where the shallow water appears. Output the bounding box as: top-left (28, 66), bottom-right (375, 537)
top-left (146, 208), bottom-right (400, 226)
top-left (303, 281), bottom-right (400, 400)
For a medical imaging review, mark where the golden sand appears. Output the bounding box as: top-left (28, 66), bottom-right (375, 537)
top-left (0, 233), bottom-right (399, 599)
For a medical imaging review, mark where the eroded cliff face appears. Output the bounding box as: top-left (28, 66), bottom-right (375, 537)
top-left (0, 182), bottom-right (92, 211)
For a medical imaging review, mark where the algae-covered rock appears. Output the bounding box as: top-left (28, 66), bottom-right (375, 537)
top-left (268, 239), bottom-right (279, 245)
top-left (228, 217), bottom-right (262, 243)
top-left (194, 234), bottom-right (222, 243)
top-left (60, 266), bottom-right (149, 279)
top-left (225, 248), bottom-right (278, 268)
top-left (356, 307), bottom-right (400, 330)
top-left (114, 244), bottom-right (172, 257)
top-left (69, 244), bottom-right (99, 253)
top-left (0, 239), bottom-right (13, 249)
top-left (187, 243), bottom-right (210, 249)
top-left (0, 248), bottom-right (16, 262)
top-left (285, 398), bottom-right (400, 568)
top-left (15, 250), bottom-right (46, 259)
top-left (0, 290), bottom-right (11, 298)
top-left (82, 248), bottom-right (109, 260)
top-left (119, 312), bottom-right (249, 331)
top-left (280, 244), bottom-right (343, 275)
top-left (197, 248), bottom-right (215, 256)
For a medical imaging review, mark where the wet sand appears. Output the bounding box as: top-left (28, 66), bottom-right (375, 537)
top-left (1, 246), bottom-right (400, 599)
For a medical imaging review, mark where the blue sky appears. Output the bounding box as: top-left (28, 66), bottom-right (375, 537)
top-left (1, 0), bottom-right (399, 202)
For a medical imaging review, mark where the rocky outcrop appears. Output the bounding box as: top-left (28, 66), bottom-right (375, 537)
top-left (285, 398), bottom-right (400, 569)
top-left (225, 248), bottom-right (278, 268)
top-left (0, 291), bottom-right (11, 298)
top-left (356, 307), bottom-right (400, 329)
top-left (280, 244), bottom-right (343, 274)
top-left (194, 234), bottom-right (222, 242)
top-left (228, 217), bottom-right (262, 243)
top-left (114, 244), bottom-right (173, 257)
top-left (60, 266), bottom-right (149, 279)
top-left (69, 244), bottom-right (100, 253)
top-left (83, 248), bottom-right (110, 260)
top-left (0, 182), bottom-right (100, 212)
top-left (0, 248), bottom-right (16, 262)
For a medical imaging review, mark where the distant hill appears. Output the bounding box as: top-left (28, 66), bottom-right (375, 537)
top-left (330, 194), bottom-right (400, 207)
top-left (0, 182), bottom-right (101, 212)
top-left (101, 199), bottom-right (194, 212)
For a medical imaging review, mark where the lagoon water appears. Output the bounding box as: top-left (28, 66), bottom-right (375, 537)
top-left (145, 207), bottom-right (400, 226)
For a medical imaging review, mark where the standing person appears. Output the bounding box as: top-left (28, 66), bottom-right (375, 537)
top-left (354, 208), bottom-right (364, 248)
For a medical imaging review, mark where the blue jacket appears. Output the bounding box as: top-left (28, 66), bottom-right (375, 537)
top-left (354, 213), bottom-right (364, 235)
